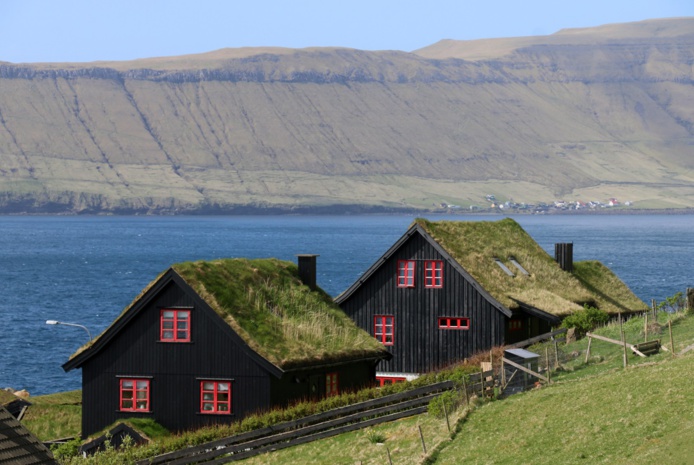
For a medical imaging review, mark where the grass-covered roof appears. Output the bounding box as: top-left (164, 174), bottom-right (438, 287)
top-left (69, 258), bottom-right (388, 371)
top-left (172, 258), bottom-right (389, 369)
top-left (0, 390), bottom-right (22, 407)
top-left (416, 218), bottom-right (647, 316)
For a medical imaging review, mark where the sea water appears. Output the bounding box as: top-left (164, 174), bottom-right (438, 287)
top-left (0, 214), bottom-right (691, 395)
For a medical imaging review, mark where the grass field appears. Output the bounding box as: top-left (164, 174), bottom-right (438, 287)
top-left (435, 354), bottom-right (694, 465)
top-left (21, 390), bottom-right (82, 441)
top-left (239, 407), bottom-right (463, 465)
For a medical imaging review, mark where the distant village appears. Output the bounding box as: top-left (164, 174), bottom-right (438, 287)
top-left (442, 195), bottom-right (632, 214)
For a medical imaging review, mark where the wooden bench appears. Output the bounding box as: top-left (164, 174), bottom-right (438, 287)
top-left (631, 340), bottom-right (661, 357)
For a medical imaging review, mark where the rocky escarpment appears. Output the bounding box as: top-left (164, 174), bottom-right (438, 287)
top-left (0, 18), bottom-right (693, 214)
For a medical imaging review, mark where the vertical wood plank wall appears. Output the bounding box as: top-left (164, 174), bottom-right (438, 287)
top-left (80, 278), bottom-right (380, 437)
top-left (81, 281), bottom-right (271, 437)
top-left (340, 232), bottom-right (506, 374)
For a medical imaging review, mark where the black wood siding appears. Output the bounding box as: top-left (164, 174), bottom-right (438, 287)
top-left (270, 361), bottom-right (376, 405)
top-left (80, 278), bottom-right (381, 437)
top-left (340, 232), bottom-right (506, 374)
top-left (80, 281), bottom-right (272, 437)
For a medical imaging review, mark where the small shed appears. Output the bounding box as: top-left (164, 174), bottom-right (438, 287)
top-left (79, 423), bottom-right (149, 456)
top-left (503, 348), bottom-right (540, 394)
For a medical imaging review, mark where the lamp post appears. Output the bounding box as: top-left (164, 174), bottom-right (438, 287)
top-left (46, 320), bottom-right (93, 341)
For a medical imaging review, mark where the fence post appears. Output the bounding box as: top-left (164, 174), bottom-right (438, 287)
top-left (545, 346), bottom-right (551, 384)
top-left (500, 359), bottom-right (506, 391)
top-left (585, 336), bottom-right (592, 363)
top-left (669, 319), bottom-right (675, 357)
top-left (418, 425), bottom-right (427, 454)
top-left (553, 338), bottom-right (560, 369)
top-left (652, 299), bottom-right (657, 322)
top-left (620, 314), bottom-right (628, 368)
top-left (443, 400), bottom-right (451, 433)
top-left (644, 313), bottom-right (648, 342)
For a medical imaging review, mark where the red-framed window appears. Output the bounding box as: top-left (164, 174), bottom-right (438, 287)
top-left (397, 260), bottom-right (415, 288)
top-left (200, 380), bottom-right (232, 414)
top-left (438, 317), bottom-right (470, 330)
top-left (160, 309), bottom-right (191, 342)
top-left (424, 260), bottom-right (443, 288)
top-left (509, 319), bottom-right (523, 332)
top-left (326, 373), bottom-right (339, 397)
top-left (374, 315), bottom-right (395, 345)
top-left (119, 379), bottom-right (150, 412)
top-left (376, 376), bottom-right (407, 387)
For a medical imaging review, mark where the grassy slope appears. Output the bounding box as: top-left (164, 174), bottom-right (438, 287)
top-left (21, 390), bottom-right (82, 441)
top-left (239, 404), bottom-right (463, 465)
top-left (436, 359), bottom-right (694, 465)
top-left (224, 313), bottom-right (694, 465)
top-left (436, 313), bottom-right (694, 464)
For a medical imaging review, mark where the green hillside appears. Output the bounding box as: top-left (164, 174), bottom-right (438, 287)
top-left (1, 18), bottom-right (693, 213)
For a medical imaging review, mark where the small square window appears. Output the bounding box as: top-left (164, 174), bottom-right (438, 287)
top-left (397, 260), bottom-right (415, 288)
top-left (120, 379), bottom-right (150, 412)
top-left (509, 319), bottom-right (523, 332)
top-left (438, 317), bottom-right (470, 330)
top-left (424, 260), bottom-right (443, 288)
top-left (200, 380), bottom-right (232, 414)
top-left (374, 315), bottom-right (395, 345)
top-left (160, 309), bottom-right (191, 342)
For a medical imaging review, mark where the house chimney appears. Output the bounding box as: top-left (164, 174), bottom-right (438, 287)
top-left (296, 254), bottom-right (319, 290)
top-left (554, 243), bottom-right (573, 272)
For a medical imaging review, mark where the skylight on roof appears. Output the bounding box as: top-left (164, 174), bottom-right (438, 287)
top-left (493, 258), bottom-right (515, 277)
top-left (508, 256), bottom-right (530, 275)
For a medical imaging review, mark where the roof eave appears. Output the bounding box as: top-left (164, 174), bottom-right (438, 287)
top-left (62, 268), bottom-right (179, 372)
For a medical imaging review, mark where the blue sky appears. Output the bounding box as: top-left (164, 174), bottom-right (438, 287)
top-left (1, 0), bottom-right (693, 63)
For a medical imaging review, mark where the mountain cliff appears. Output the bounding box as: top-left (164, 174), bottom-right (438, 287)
top-left (0, 18), bottom-right (692, 213)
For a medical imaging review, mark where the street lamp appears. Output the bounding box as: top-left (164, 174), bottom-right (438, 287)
top-left (46, 320), bottom-right (93, 341)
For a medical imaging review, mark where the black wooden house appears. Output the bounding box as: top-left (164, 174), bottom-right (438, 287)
top-left (64, 257), bottom-right (389, 438)
top-left (335, 218), bottom-right (647, 384)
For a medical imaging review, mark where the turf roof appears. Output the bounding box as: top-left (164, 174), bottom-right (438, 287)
top-left (0, 390), bottom-right (22, 408)
top-left (70, 258), bottom-right (388, 371)
top-left (416, 218), bottom-right (647, 317)
top-left (173, 258), bottom-right (389, 369)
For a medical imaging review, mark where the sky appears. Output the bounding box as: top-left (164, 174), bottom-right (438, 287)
top-left (1, 0), bottom-right (693, 64)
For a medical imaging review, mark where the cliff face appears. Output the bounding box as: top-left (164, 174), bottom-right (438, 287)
top-left (0, 18), bottom-right (693, 214)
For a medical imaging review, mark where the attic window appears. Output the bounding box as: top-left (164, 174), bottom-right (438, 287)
top-left (160, 309), bottom-right (191, 342)
top-left (424, 260), bottom-right (443, 288)
top-left (493, 258), bottom-right (515, 277)
top-left (397, 260), bottom-right (415, 288)
top-left (508, 257), bottom-right (530, 276)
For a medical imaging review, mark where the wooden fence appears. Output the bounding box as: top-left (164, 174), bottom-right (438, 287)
top-left (135, 365), bottom-right (525, 464)
top-left (137, 380), bottom-right (464, 465)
